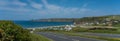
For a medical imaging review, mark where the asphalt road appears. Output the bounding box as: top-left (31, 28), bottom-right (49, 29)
top-left (37, 32), bottom-right (105, 41)
top-left (79, 32), bottom-right (120, 38)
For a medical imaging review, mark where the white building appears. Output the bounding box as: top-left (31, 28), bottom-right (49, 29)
top-left (64, 25), bottom-right (72, 31)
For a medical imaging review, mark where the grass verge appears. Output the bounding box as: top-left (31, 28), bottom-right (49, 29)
top-left (54, 32), bottom-right (120, 41)
top-left (30, 33), bottom-right (53, 41)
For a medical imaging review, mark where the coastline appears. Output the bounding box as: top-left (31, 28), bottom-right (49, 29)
top-left (25, 25), bottom-right (75, 29)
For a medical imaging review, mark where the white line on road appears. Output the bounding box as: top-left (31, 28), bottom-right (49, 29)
top-left (72, 39), bottom-right (80, 41)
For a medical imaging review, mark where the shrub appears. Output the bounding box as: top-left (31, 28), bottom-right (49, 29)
top-left (0, 21), bottom-right (32, 41)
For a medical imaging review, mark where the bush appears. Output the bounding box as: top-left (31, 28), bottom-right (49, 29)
top-left (0, 21), bottom-right (53, 41)
top-left (0, 21), bottom-right (32, 41)
top-left (71, 27), bottom-right (119, 34)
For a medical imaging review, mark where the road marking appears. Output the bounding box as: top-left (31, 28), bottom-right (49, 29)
top-left (72, 39), bottom-right (79, 41)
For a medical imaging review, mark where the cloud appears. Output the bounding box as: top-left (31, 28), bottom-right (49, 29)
top-left (12, 0), bottom-right (27, 7)
top-left (0, 0), bottom-right (96, 14)
top-left (41, 0), bottom-right (48, 6)
top-left (0, 0), bottom-right (27, 7)
top-left (0, 0), bottom-right (99, 20)
top-left (41, 0), bottom-right (62, 11)
top-left (39, 0), bottom-right (94, 14)
top-left (0, 0), bottom-right (31, 12)
top-left (30, 2), bottom-right (43, 9)
top-left (0, 7), bottom-right (34, 12)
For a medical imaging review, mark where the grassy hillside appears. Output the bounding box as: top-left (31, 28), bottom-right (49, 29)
top-left (0, 21), bottom-right (52, 41)
top-left (75, 15), bottom-right (120, 23)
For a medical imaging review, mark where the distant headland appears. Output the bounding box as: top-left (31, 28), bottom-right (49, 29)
top-left (32, 15), bottom-right (120, 23)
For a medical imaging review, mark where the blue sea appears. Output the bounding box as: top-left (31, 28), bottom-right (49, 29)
top-left (13, 21), bottom-right (73, 28)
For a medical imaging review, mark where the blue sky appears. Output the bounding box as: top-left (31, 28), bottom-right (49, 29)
top-left (0, 0), bottom-right (120, 20)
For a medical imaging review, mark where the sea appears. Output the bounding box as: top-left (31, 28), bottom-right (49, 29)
top-left (13, 21), bottom-right (73, 28)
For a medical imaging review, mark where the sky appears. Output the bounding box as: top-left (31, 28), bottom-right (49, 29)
top-left (0, 0), bottom-right (120, 20)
